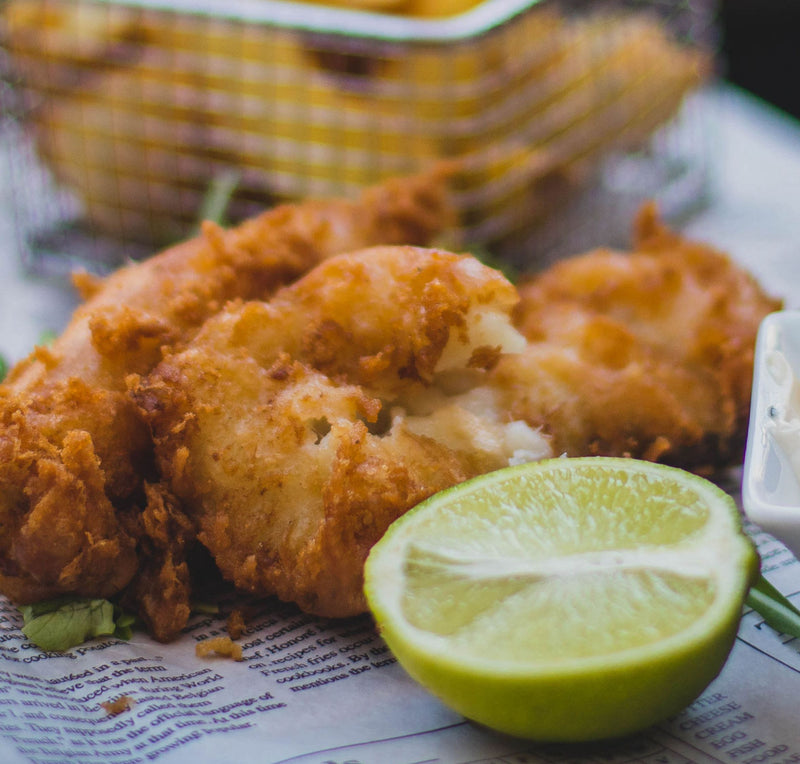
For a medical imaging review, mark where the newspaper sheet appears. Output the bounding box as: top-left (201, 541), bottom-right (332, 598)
top-left (0, 504), bottom-right (797, 764)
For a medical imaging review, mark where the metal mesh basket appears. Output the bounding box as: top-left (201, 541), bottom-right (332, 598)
top-left (1, 0), bottom-right (716, 275)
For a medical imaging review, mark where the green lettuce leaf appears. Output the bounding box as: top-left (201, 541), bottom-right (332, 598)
top-left (22, 598), bottom-right (121, 652)
top-left (112, 606), bottom-right (139, 641)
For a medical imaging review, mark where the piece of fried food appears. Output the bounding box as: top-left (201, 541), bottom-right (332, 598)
top-left (133, 246), bottom-right (551, 618)
top-left (491, 204), bottom-right (781, 470)
top-left (0, 171), bottom-right (453, 618)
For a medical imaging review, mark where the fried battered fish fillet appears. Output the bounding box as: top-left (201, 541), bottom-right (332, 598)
top-left (491, 204), bottom-right (782, 469)
top-left (0, 191), bottom-right (778, 641)
top-left (0, 171), bottom-right (453, 622)
top-left (133, 209), bottom-right (776, 629)
top-left (133, 247), bottom-right (551, 618)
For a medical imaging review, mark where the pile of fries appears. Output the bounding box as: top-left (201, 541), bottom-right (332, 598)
top-left (3, 0), bottom-right (709, 253)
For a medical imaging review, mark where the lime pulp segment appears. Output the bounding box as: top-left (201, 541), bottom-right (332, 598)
top-left (366, 457), bottom-right (756, 681)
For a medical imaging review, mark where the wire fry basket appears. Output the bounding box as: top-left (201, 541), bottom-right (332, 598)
top-left (1, 0), bottom-right (716, 275)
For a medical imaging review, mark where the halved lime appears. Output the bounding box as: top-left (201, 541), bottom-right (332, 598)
top-left (364, 457), bottom-right (757, 742)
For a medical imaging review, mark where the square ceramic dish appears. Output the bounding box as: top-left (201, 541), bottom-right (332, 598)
top-left (743, 310), bottom-right (800, 558)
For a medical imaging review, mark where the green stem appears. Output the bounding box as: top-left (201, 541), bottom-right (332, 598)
top-left (746, 574), bottom-right (800, 638)
top-left (195, 170), bottom-right (241, 230)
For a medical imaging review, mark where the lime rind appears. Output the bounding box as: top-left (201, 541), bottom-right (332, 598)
top-left (364, 457), bottom-right (757, 741)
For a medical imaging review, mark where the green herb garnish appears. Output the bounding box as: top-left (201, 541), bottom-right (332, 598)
top-left (37, 330), bottom-right (58, 347)
top-left (747, 573), bottom-right (800, 638)
top-left (195, 170), bottom-right (241, 230)
top-left (465, 243), bottom-right (519, 284)
top-left (0, 354), bottom-right (6, 383)
top-left (190, 600), bottom-right (220, 615)
top-left (21, 597), bottom-right (136, 652)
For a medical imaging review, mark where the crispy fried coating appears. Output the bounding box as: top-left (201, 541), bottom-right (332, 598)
top-left (0, 171), bottom-right (453, 619)
top-left (0, 191), bottom-right (778, 639)
top-left (118, 483), bottom-right (195, 642)
top-left (133, 247), bottom-right (551, 617)
top-left (491, 204), bottom-right (781, 469)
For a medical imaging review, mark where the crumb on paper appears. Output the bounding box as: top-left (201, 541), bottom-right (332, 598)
top-left (196, 635), bottom-right (243, 661)
top-left (101, 696), bottom-right (135, 717)
top-left (226, 609), bottom-right (247, 640)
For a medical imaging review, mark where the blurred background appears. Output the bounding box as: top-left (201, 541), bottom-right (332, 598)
top-left (1, 0), bottom-right (797, 279)
top-left (720, 0), bottom-right (800, 120)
